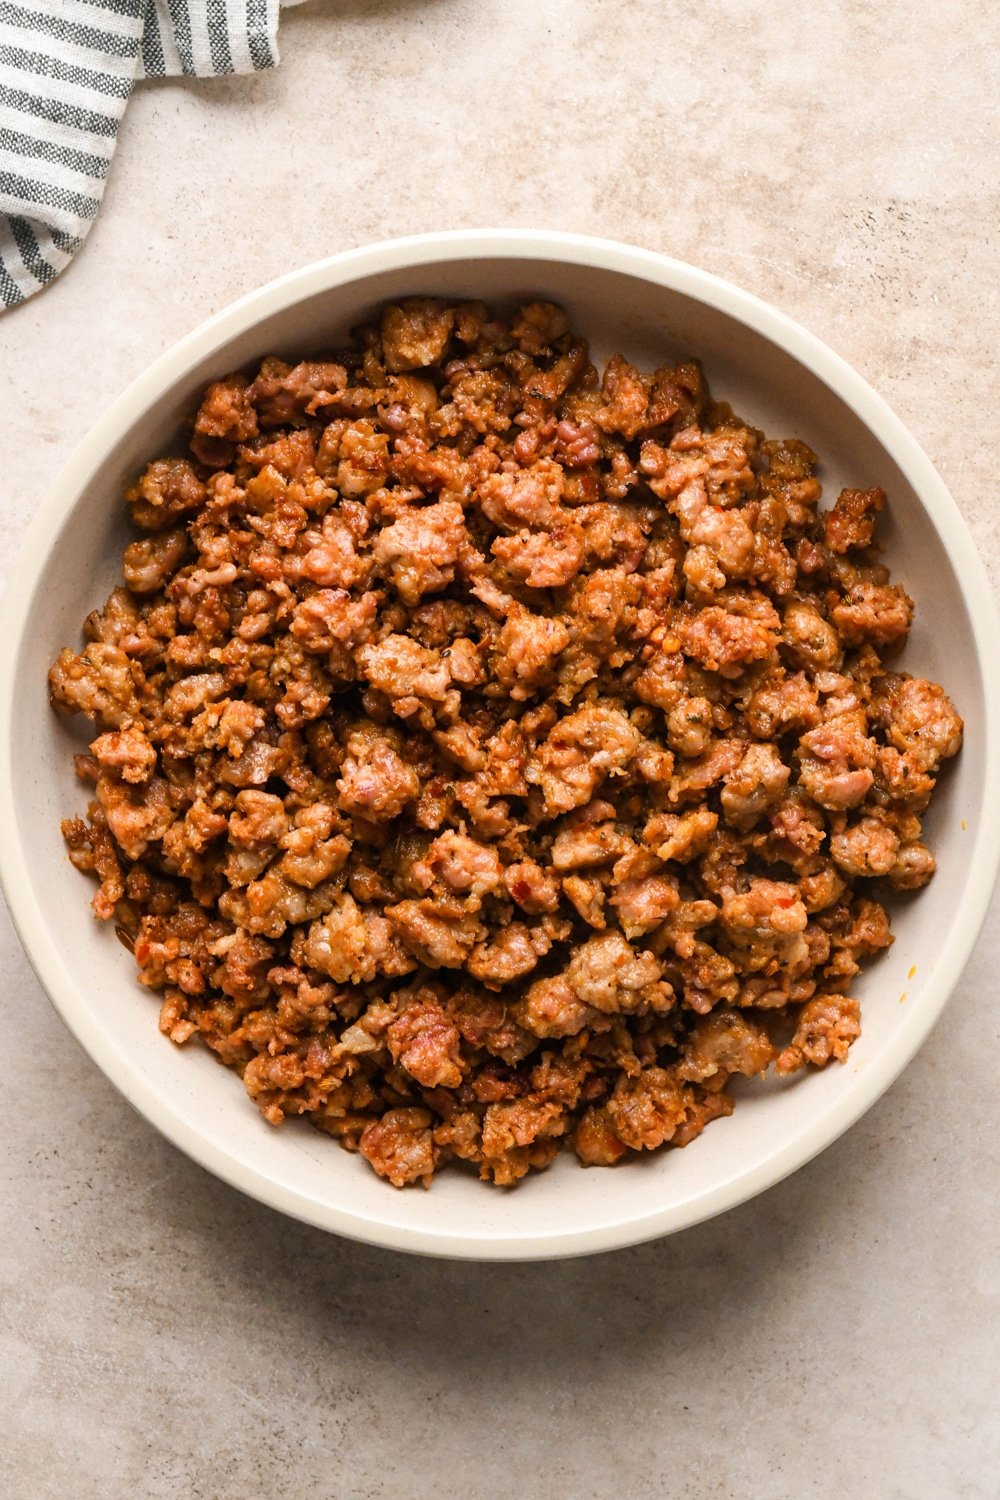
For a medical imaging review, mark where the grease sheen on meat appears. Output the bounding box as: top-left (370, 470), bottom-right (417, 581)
top-left (49, 298), bottom-right (962, 1188)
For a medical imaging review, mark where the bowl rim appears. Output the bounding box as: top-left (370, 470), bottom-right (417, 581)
top-left (2, 227), bottom-right (999, 1261)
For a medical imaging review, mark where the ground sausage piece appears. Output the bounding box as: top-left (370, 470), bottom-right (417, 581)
top-left (491, 527), bottom-right (585, 588)
top-left (478, 460), bottom-right (565, 530)
top-left (679, 1011), bottom-right (775, 1083)
top-left (50, 297), bottom-right (958, 1189)
top-left (446, 987), bottom-right (534, 1064)
top-left (609, 875), bottom-right (680, 937)
top-left (373, 500), bottom-right (467, 605)
top-left (565, 932), bottom-right (672, 1015)
top-left (385, 899), bottom-right (485, 969)
top-left (720, 743), bottom-right (790, 830)
top-left (229, 791), bottom-right (288, 847)
top-left (381, 299), bottom-right (455, 372)
top-left (720, 880), bottom-right (808, 946)
top-left (607, 1067), bottom-right (689, 1151)
top-left (527, 703), bottom-right (640, 816)
top-left (90, 726), bottom-right (156, 784)
top-left (62, 813), bottom-right (124, 920)
top-left (824, 487), bottom-right (885, 554)
top-left (645, 807), bottom-right (718, 864)
top-left (300, 896), bottom-right (414, 984)
top-left (126, 458), bottom-right (205, 530)
top-left (830, 581), bottom-right (913, 649)
top-left (781, 600), bottom-right (843, 672)
top-left (413, 831), bottom-right (503, 899)
top-left (467, 924), bottom-right (547, 988)
top-left (248, 358), bottom-right (348, 425)
top-left (666, 696), bottom-right (714, 757)
top-left (887, 841), bottom-right (937, 889)
top-left (336, 725), bottom-right (420, 821)
top-left (562, 874), bottom-right (607, 928)
top-left (776, 995), bottom-right (862, 1073)
top-left (871, 674), bottom-right (963, 772)
top-left (745, 672), bottom-right (819, 739)
top-left (671, 1088), bottom-right (735, 1148)
top-left (830, 817), bottom-right (901, 878)
top-left (502, 860), bottom-right (561, 914)
top-left (356, 634), bottom-right (450, 702)
top-left (49, 643), bottom-right (142, 728)
top-left (797, 714), bottom-right (877, 810)
top-left (551, 819), bottom-right (628, 871)
top-left (512, 976), bottom-right (600, 1039)
top-left (122, 528), bottom-right (191, 594)
top-left (387, 997), bottom-right (463, 1089)
top-left (679, 607), bottom-right (776, 677)
top-left (479, 1100), bottom-right (566, 1185)
top-left (194, 375), bottom-right (258, 442)
top-left (96, 776), bottom-right (174, 860)
top-left (492, 611), bottom-right (571, 699)
top-left (291, 588), bottom-right (377, 652)
top-left (572, 1106), bottom-right (629, 1166)
top-left (360, 1109), bottom-right (438, 1187)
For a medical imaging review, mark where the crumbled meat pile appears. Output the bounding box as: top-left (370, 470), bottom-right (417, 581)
top-left (49, 297), bottom-right (963, 1188)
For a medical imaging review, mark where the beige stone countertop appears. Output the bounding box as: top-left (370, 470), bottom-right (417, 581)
top-left (2, 2), bottom-right (998, 1495)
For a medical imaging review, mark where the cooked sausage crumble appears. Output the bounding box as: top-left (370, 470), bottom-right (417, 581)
top-left (49, 298), bottom-right (962, 1188)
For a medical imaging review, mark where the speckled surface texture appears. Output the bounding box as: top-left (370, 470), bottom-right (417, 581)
top-left (2, 2), bottom-right (999, 1495)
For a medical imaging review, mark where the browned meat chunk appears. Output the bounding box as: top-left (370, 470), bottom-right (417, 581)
top-left (360, 1109), bottom-right (438, 1187)
top-left (719, 880), bottom-right (808, 950)
top-left (781, 600), bottom-right (843, 672)
top-left (336, 724), bottom-right (420, 821)
top-left (871, 674), bottom-right (963, 772)
top-left (491, 610), bottom-right (571, 700)
top-left (886, 841), bottom-right (936, 889)
top-left (607, 1067), bottom-right (688, 1151)
top-left (300, 897), bottom-right (415, 984)
top-left (126, 458), bottom-right (205, 530)
top-left (49, 643), bottom-right (143, 728)
top-left (90, 726), bottom-right (156, 784)
top-left (491, 527), bottom-right (585, 588)
top-left (830, 581), bottom-right (913, 649)
top-left (413, 831), bottom-right (503, 899)
top-left (502, 860), bottom-right (561, 914)
top-left (467, 924), bottom-right (547, 988)
top-left (824, 487), bottom-right (885, 554)
top-left (513, 976), bottom-right (600, 1039)
top-left (479, 460), bottom-right (564, 529)
top-left (387, 996), bottom-right (463, 1088)
top-left (527, 703), bottom-right (640, 816)
top-left (830, 817), bottom-right (900, 878)
top-left (609, 875), bottom-right (680, 937)
top-left (776, 995), bottom-right (862, 1073)
top-left (385, 899), bottom-right (485, 969)
top-left (565, 932), bottom-right (672, 1016)
top-left (373, 500), bottom-right (467, 605)
top-left (679, 607), bottom-right (776, 677)
top-left (797, 714), bottom-right (876, 809)
top-left (572, 1106), bottom-right (629, 1166)
top-left (480, 1100), bottom-right (566, 1185)
top-left (194, 374), bottom-right (258, 441)
top-left (679, 1011), bottom-right (775, 1083)
top-left (720, 743), bottom-right (790, 830)
top-left (381, 299), bottom-right (455, 372)
top-left (122, 528), bottom-right (190, 594)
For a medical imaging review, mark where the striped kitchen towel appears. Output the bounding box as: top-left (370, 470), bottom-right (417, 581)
top-left (0, 0), bottom-right (292, 310)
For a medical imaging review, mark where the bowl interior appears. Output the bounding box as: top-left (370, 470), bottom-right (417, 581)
top-left (6, 249), bottom-right (990, 1256)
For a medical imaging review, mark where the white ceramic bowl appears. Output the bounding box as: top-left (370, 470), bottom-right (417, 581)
top-left (3, 230), bottom-right (998, 1261)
